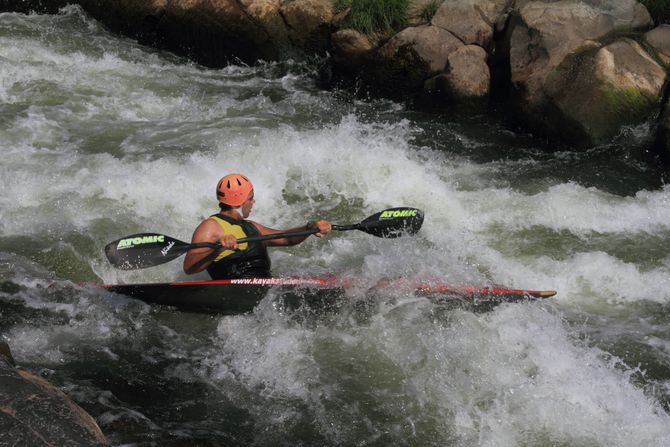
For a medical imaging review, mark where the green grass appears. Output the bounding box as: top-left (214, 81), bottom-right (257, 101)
top-left (638, 0), bottom-right (670, 25)
top-left (419, 0), bottom-right (442, 22)
top-left (335, 0), bottom-right (409, 34)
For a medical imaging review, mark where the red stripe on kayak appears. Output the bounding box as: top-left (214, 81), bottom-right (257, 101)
top-left (99, 277), bottom-right (556, 298)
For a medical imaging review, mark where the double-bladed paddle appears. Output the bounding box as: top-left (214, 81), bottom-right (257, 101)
top-left (105, 207), bottom-right (424, 270)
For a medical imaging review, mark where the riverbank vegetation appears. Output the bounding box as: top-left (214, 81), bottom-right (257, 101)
top-left (334, 0), bottom-right (409, 34)
top-left (419, 0), bottom-right (442, 22)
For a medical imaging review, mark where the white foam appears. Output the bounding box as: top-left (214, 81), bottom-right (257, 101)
top-left (210, 311), bottom-right (319, 401)
top-left (197, 295), bottom-right (670, 445)
top-left (458, 183), bottom-right (670, 235)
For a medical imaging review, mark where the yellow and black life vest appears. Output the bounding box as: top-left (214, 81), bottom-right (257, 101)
top-left (206, 214), bottom-right (271, 279)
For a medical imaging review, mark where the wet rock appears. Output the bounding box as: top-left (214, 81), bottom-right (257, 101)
top-left (425, 44), bottom-right (491, 100)
top-left (431, 0), bottom-right (508, 49)
top-left (0, 341), bottom-right (15, 366)
top-left (1, 0), bottom-right (333, 65)
top-left (364, 24), bottom-right (463, 96)
top-left (542, 38), bottom-right (666, 144)
top-left (645, 25), bottom-right (670, 66)
top-left (594, 39), bottom-right (666, 97)
top-left (509, 0), bottom-right (650, 108)
top-left (379, 25), bottom-right (463, 74)
top-left (0, 344), bottom-right (107, 446)
top-left (70, 0), bottom-right (277, 65)
top-left (331, 29), bottom-right (374, 65)
top-left (445, 44), bottom-right (491, 98)
top-left (506, 0), bottom-right (656, 145)
top-left (280, 0), bottom-right (334, 54)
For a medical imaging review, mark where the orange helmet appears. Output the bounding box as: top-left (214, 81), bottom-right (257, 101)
top-left (216, 174), bottom-right (253, 207)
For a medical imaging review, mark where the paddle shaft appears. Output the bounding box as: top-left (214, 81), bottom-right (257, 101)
top-left (105, 207), bottom-right (423, 270)
top-left (189, 225), bottom-right (359, 250)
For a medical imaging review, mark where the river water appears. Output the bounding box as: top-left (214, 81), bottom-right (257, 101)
top-left (2, 7), bottom-right (670, 446)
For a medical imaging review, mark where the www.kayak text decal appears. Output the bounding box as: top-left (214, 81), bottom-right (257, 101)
top-left (230, 278), bottom-right (323, 286)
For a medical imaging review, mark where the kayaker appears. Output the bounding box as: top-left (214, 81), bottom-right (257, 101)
top-left (183, 173), bottom-right (332, 279)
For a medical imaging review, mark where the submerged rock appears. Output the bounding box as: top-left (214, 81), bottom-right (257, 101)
top-left (0, 343), bottom-right (107, 446)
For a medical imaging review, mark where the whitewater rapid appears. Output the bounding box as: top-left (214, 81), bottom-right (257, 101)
top-left (1, 6), bottom-right (670, 446)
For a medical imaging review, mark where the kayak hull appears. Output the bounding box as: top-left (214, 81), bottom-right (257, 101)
top-left (100, 277), bottom-right (556, 314)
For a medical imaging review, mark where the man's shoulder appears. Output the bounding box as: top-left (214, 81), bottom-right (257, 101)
top-left (196, 216), bottom-right (224, 232)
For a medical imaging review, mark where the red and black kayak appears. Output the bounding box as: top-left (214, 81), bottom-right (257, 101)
top-left (101, 209), bottom-right (556, 313)
top-left (101, 277), bottom-right (557, 314)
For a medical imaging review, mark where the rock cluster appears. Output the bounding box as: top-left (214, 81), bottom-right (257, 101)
top-left (3, 0), bottom-right (669, 156)
top-left (331, 0), bottom-right (667, 150)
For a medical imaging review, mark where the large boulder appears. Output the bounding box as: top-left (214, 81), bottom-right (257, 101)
top-left (645, 25), bottom-right (670, 66)
top-left (542, 38), bottom-right (667, 143)
top-left (431, 0), bottom-right (509, 49)
top-left (328, 28), bottom-right (375, 85)
top-left (112, 0), bottom-right (289, 64)
top-left (331, 29), bottom-right (374, 67)
top-left (332, 1), bottom-right (509, 101)
top-left (379, 25), bottom-right (464, 73)
top-left (509, 0), bottom-right (652, 106)
top-left (425, 44), bottom-right (491, 100)
top-left (0, 343), bottom-right (107, 446)
top-left (506, 0), bottom-right (656, 145)
top-left (0, 0), bottom-right (334, 65)
top-left (364, 25), bottom-right (464, 96)
top-left (280, 0), bottom-right (334, 54)
top-left (445, 44), bottom-right (491, 98)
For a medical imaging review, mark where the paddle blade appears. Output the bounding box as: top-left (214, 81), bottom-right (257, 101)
top-left (358, 207), bottom-right (424, 238)
top-left (105, 233), bottom-right (189, 270)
